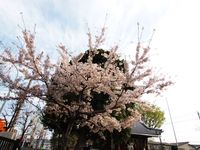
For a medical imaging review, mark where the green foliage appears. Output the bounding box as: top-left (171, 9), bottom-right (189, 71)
top-left (50, 132), bottom-right (78, 149)
top-left (92, 128), bottom-right (131, 149)
top-left (141, 104), bottom-right (165, 128)
top-left (111, 102), bottom-right (135, 121)
top-left (91, 91), bottom-right (110, 110)
top-left (112, 128), bottom-right (131, 144)
top-left (79, 49), bottom-right (126, 72)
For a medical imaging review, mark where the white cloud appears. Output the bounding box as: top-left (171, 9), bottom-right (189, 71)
top-left (150, 0), bottom-right (200, 143)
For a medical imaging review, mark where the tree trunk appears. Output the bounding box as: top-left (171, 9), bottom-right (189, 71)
top-left (111, 133), bottom-right (114, 150)
top-left (61, 133), bottom-right (68, 150)
top-left (74, 129), bottom-right (87, 150)
top-left (60, 121), bottom-right (74, 150)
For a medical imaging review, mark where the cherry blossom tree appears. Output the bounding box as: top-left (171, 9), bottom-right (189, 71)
top-left (0, 27), bottom-right (172, 150)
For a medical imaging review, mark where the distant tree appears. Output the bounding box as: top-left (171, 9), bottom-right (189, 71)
top-left (0, 27), bottom-right (172, 150)
top-left (141, 104), bottom-right (165, 128)
top-left (1, 102), bottom-right (24, 130)
top-left (17, 110), bottom-right (35, 143)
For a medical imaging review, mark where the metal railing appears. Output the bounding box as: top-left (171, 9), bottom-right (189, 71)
top-left (0, 136), bottom-right (16, 150)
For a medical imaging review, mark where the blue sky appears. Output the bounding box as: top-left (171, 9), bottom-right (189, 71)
top-left (0, 0), bottom-right (200, 144)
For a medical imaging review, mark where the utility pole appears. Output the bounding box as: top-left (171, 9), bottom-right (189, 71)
top-left (166, 98), bottom-right (178, 149)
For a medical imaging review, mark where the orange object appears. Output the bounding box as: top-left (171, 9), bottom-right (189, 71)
top-left (0, 119), bottom-right (6, 132)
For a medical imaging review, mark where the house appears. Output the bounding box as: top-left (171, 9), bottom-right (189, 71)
top-left (190, 144), bottom-right (200, 150)
top-left (175, 142), bottom-right (195, 150)
top-left (83, 121), bottom-right (163, 150)
top-left (148, 141), bottom-right (200, 150)
top-left (127, 121), bottom-right (163, 150)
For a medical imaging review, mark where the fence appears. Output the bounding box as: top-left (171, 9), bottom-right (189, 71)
top-left (0, 136), bottom-right (16, 150)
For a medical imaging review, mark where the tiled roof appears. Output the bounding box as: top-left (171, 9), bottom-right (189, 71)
top-left (131, 121), bottom-right (163, 137)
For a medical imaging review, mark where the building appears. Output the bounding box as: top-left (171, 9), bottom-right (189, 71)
top-left (28, 139), bottom-right (51, 150)
top-left (148, 141), bottom-right (200, 150)
top-left (128, 121), bottom-right (163, 150)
